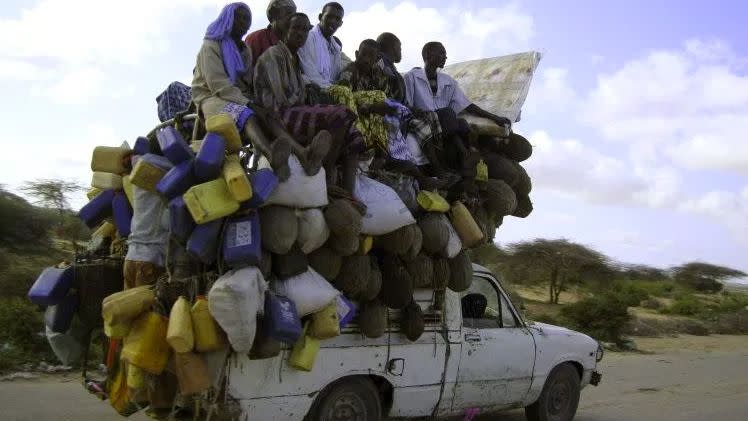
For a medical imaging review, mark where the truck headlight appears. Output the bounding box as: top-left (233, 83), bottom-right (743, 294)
top-left (595, 343), bottom-right (604, 362)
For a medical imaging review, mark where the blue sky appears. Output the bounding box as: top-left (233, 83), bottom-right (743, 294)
top-left (1, 1), bottom-right (746, 279)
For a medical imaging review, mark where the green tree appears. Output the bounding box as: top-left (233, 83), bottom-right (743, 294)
top-left (506, 239), bottom-right (612, 304)
top-left (672, 262), bottom-right (746, 293)
top-left (20, 179), bottom-right (84, 246)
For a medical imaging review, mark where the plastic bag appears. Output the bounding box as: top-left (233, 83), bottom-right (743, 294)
top-left (208, 267), bottom-right (267, 353)
top-left (272, 268), bottom-right (339, 316)
top-left (354, 175), bottom-right (415, 235)
top-left (258, 155), bottom-right (328, 208)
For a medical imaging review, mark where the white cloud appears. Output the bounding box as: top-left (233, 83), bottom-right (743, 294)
top-left (523, 67), bottom-right (576, 113)
top-left (678, 186), bottom-right (748, 243)
top-left (581, 39), bottom-right (748, 174)
top-left (337, 2), bottom-right (534, 71)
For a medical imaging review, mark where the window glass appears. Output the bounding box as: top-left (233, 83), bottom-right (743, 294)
top-left (459, 276), bottom-right (500, 328)
top-left (500, 294), bottom-right (518, 328)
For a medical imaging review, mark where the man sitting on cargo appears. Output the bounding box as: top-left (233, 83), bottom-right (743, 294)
top-left (376, 32), bottom-right (406, 104)
top-left (404, 42), bottom-right (512, 194)
top-left (192, 2), bottom-right (328, 181)
top-left (244, 0), bottom-right (297, 66)
top-left (297, 2), bottom-right (352, 89)
top-left (254, 13), bottom-right (364, 193)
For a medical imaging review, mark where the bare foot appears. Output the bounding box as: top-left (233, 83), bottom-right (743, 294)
top-left (270, 138), bottom-right (291, 181)
top-left (301, 130), bottom-right (332, 176)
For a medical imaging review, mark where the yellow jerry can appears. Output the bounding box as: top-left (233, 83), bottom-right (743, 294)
top-left (87, 187), bottom-right (102, 201)
top-left (191, 296), bottom-right (225, 353)
top-left (92, 172), bottom-right (123, 190)
top-left (166, 297), bottom-right (194, 353)
top-left (121, 312), bottom-right (171, 375)
top-left (183, 178), bottom-right (240, 224)
top-left (309, 302), bottom-right (340, 340)
top-left (129, 159), bottom-right (166, 192)
top-left (91, 146), bottom-right (130, 174)
top-left (102, 285), bottom-right (155, 325)
top-left (449, 202), bottom-right (484, 248)
top-left (288, 323), bottom-right (320, 372)
top-left (206, 113), bottom-right (242, 153)
top-left (174, 352), bottom-right (211, 395)
top-left (476, 159), bottom-right (488, 182)
top-left (222, 155), bottom-right (253, 202)
top-left (417, 191), bottom-right (450, 213)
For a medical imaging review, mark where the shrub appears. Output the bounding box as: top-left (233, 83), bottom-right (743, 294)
top-left (0, 297), bottom-right (55, 371)
top-left (612, 282), bottom-right (650, 307)
top-left (561, 293), bottom-right (631, 344)
top-left (665, 296), bottom-right (704, 316)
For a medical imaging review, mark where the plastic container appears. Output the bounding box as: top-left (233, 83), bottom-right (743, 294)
top-left (263, 293), bottom-right (302, 344)
top-left (87, 187), bottom-right (102, 201)
top-left (246, 169), bottom-right (278, 208)
top-left (186, 218), bottom-right (223, 264)
top-left (91, 146), bottom-right (130, 174)
top-left (449, 202), bottom-right (484, 248)
top-left (122, 175), bottom-right (134, 205)
top-left (112, 192), bottom-right (132, 237)
top-left (133, 137), bottom-right (150, 156)
top-left (222, 155), bottom-right (252, 202)
top-left (309, 302), bottom-right (340, 339)
top-left (183, 178), bottom-right (239, 224)
top-left (130, 159), bottom-right (167, 192)
top-left (175, 352), bottom-right (211, 395)
top-left (190, 296), bottom-right (224, 352)
top-left (126, 364), bottom-right (146, 391)
top-left (195, 133), bottom-right (226, 182)
top-left (417, 191), bottom-right (450, 212)
top-left (157, 126), bottom-right (193, 165)
top-left (156, 160), bottom-right (196, 200)
top-left (222, 212), bottom-right (261, 267)
top-left (28, 266), bottom-right (74, 306)
top-left (190, 140), bottom-right (202, 153)
top-left (91, 172), bottom-right (123, 190)
top-left (358, 235), bottom-right (373, 255)
top-left (336, 295), bottom-right (356, 328)
top-left (121, 312), bottom-right (171, 375)
top-left (104, 319), bottom-right (132, 339)
top-left (44, 293), bottom-right (79, 333)
top-left (476, 159), bottom-right (488, 181)
top-left (289, 322), bottom-right (320, 372)
top-left (169, 197), bottom-right (195, 244)
top-left (102, 285), bottom-right (155, 325)
top-left (206, 113), bottom-right (242, 153)
top-left (79, 189), bottom-right (114, 228)
top-left (166, 297), bottom-right (194, 353)
top-left (93, 221), bottom-right (117, 241)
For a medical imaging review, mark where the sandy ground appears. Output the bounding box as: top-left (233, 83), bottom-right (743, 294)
top-left (1, 335), bottom-right (747, 421)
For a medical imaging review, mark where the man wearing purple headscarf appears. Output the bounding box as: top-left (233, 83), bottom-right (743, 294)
top-left (192, 2), bottom-right (327, 180)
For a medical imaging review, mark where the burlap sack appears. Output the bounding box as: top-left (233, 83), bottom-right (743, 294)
top-left (375, 224), bottom-right (416, 255)
top-left (479, 179), bottom-right (518, 216)
top-left (324, 199), bottom-right (363, 237)
top-left (260, 205), bottom-right (298, 254)
top-left (401, 301), bottom-right (425, 342)
top-left (259, 248), bottom-right (273, 279)
top-left (379, 255), bottom-right (414, 310)
top-left (448, 250), bottom-right (473, 292)
top-left (272, 244), bottom-right (308, 280)
top-left (327, 230), bottom-right (360, 257)
top-left (482, 152), bottom-right (519, 186)
top-left (402, 224), bottom-right (423, 262)
top-left (359, 300), bottom-right (387, 339)
top-left (362, 258), bottom-right (382, 301)
top-left (512, 162), bottom-right (532, 196)
top-left (513, 195), bottom-right (533, 218)
top-left (405, 253), bottom-right (434, 289)
top-left (418, 214), bottom-right (450, 255)
top-left (308, 247), bottom-right (342, 281)
top-left (432, 258), bottom-right (450, 291)
top-left (335, 255), bottom-right (371, 297)
top-left (502, 133), bottom-right (533, 162)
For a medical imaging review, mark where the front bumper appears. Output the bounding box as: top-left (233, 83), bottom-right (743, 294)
top-left (590, 370), bottom-right (602, 386)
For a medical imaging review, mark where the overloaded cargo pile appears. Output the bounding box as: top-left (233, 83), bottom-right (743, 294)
top-left (26, 58), bottom-right (537, 418)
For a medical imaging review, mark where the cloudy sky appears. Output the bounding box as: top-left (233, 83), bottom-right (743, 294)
top-left (1, 0), bottom-right (746, 277)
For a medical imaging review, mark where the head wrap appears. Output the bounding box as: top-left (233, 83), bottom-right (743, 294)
top-left (204, 2), bottom-right (252, 84)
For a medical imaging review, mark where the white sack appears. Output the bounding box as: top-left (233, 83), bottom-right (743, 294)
top-left (443, 216), bottom-right (464, 258)
top-left (297, 208), bottom-right (330, 254)
top-left (208, 266), bottom-right (267, 353)
top-left (354, 175), bottom-right (416, 236)
top-left (271, 268), bottom-right (339, 316)
top-left (258, 155), bottom-right (328, 208)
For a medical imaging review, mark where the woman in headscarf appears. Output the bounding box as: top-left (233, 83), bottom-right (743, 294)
top-left (192, 2), bottom-right (329, 179)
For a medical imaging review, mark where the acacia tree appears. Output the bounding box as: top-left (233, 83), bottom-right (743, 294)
top-left (506, 239), bottom-right (612, 304)
top-left (672, 262), bottom-right (746, 293)
top-left (21, 179), bottom-right (84, 245)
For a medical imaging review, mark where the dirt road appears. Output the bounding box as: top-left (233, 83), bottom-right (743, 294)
top-left (1, 335), bottom-right (747, 421)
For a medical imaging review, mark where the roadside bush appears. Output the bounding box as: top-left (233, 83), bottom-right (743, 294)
top-left (0, 249), bottom-right (66, 298)
top-left (531, 313), bottom-right (560, 325)
top-left (641, 298), bottom-right (662, 310)
top-left (0, 297), bottom-right (54, 371)
top-left (560, 293), bottom-right (631, 344)
top-left (663, 296), bottom-right (704, 316)
top-left (612, 282), bottom-right (650, 307)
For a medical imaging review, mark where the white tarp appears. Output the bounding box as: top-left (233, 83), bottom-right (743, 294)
top-left (444, 51), bottom-right (542, 124)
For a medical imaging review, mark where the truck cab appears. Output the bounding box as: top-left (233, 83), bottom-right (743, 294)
top-left (224, 263), bottom-right (602, 421)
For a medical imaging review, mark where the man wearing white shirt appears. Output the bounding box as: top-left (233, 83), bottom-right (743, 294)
top-left (297, 2), bottom-right (352, 88)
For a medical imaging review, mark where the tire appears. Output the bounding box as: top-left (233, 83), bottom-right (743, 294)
top-left (525, 363), bottom-right (581, 421)
top-left (307, 377), bottom-right (382, 421)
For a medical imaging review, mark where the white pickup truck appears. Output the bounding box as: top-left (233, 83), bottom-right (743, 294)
top-left (224, 263), bottom-right (603, 421)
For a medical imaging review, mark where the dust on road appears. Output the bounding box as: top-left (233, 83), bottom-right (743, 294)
top-left (1, 335), bottom-right (747, 421)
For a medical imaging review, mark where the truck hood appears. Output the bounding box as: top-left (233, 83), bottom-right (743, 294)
top-left (529, 322), bottom-right (597, 345)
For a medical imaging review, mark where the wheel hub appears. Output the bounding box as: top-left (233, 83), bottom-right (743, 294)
top-left (547, 380), bottom-right (571, 417)
top-left (327, 392), bottom-right (367, 421)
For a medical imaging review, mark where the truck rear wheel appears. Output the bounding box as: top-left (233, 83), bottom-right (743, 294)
top-left (525, 363), bottom-right (580, 421)
top-left (307, 377), bottom-right (382, 421)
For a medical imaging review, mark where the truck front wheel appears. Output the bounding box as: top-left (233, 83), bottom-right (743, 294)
top-left (525, 363), bottom-right (581, 421)
top-left (307, 377), bottom-right (382, 421)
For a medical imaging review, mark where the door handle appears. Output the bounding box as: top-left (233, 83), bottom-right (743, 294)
top-left (464, 333), bottom-right (481, 342)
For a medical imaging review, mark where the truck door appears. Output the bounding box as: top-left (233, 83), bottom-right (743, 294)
top-left (452, 274), bottom-right (535, 411)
